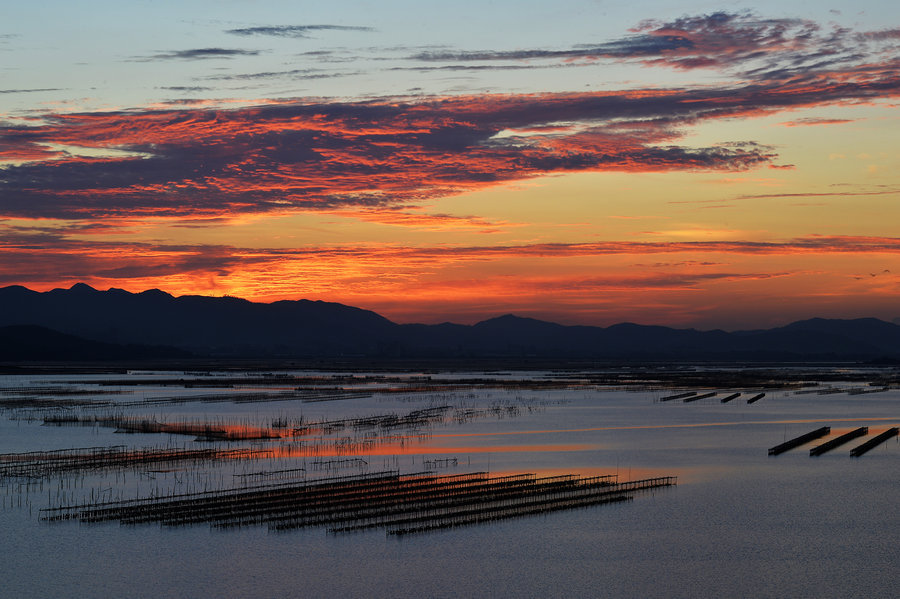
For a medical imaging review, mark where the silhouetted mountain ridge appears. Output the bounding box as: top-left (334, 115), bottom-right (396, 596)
top-left (0, 284), bottom-right (395, 356)
top-left (1, 284), bottom-right (899, 361)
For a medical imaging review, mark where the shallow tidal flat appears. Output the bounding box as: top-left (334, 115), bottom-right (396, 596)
top-left (1, 366), bottom-right (898, 598)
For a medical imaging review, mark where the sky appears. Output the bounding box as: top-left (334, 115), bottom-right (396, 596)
top-left (1, 0), bottom-right (899, 330)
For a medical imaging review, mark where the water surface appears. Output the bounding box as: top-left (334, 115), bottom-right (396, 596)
top-left (1, 368), bottom-right (897, 598)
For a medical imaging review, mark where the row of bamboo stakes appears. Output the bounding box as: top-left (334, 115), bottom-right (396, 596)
top-left (37, 403), bottom-right (514, 440)
top-left (40, 470), bottom-right (677, 535)
top-left (0, 445), bottom-right (269, 479)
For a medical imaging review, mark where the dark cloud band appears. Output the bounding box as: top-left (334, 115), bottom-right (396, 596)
top-left (225, 24), bottom-right (374, 38)
top-left (139, 48), bottom-right (262, 61)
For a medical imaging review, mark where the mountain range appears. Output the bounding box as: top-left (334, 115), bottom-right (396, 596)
top-left (1, 283), bottom-right (899, 362)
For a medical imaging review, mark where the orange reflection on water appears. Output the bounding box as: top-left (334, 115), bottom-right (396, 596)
top-left (116, 420), bottom-right (281, 440)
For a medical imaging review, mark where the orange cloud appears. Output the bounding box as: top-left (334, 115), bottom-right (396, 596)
top-left (6, 57), bottom-right (899, 221)
top-left (780, 117), bottom-right (855, 126)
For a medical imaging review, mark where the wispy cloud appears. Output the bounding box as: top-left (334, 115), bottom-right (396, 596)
top-left (780, 117), bottom-right (855, 127)
top-left (734, 186), bottom-right (900, 200)
top-left (390, 64), bottom-right (551, 73)
top-left (410, 11), bottom-right (891, 81)
top-left (199, 68), bottom-right (351, 81)
top-left (0, 88), bottom-right (62, 94)
top-left (225, 24), bottom-right (374, 38)
top-left (5, 228), bottom-right (899, 268)
top-left (137, 48), bottom-right (262, 61)
top-left (325, 207), bottom-right (521, 232)
top-left (860, 28), bottom-right (900, 41)
top-left (0, 229), bottom-right (258, 284)
top-left (158, 86), bottom-right (215, 92)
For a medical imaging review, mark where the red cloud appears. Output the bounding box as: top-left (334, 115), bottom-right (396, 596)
top-left (0, 94), bottom-right (779, 219)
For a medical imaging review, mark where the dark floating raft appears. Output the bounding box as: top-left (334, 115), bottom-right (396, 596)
top-left (41, 470), bottom-right (676, 535)
top-left (810, 427), bottom-right (868, 456)
top-left (719, 393), bottom-right (741, 403)
top-left (683, 392), bottom-right (717, 403)
top-left (850, 427), bottom-right (899, 457)
top-left (660, 391), bottom-right (697, 402)
top-left (768, 426), bottom-right (831, 456)
top-left (746, 392), bottom-right (765, 404)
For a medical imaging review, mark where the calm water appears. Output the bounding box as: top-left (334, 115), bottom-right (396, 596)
top-left (1, 369), bottom-right (897, 598)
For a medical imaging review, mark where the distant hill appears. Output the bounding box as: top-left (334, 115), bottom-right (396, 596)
top-left (0, 324), bottom-right (190, 361)
top-left (0, 283), bottom-right (396, 357)
top-left (1, 284), bottom-right (899, 361)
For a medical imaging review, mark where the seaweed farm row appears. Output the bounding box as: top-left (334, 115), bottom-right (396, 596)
top-left (37, 402), bottom-right (526, 441)
top-left (0, 445), bottom-right (268, 480)
top-left (0, 384), bottom-right (561, 515)
top-left (0, 389), bottom-right (374, 411)
top-left (768, 426), bottom-right (899, 457)
top-left (41, 470), bottom-right (676, 535)
top-left (0, 429), bottom-right (460, 484)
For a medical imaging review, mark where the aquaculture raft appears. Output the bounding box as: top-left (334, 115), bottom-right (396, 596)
top-left (0, 445), bottom-right (265, 480)
top-left (40, 470), bottom-right (676, 535)
top-left (850, 427), bottom-right (899, 457)
top-left (683, 392), bottom-right (717, 403)
top-left (768, 426), bottom-right (830, 455)
top-left (746, 392), bottom-right (765, 404)
top-left (809, 427), bottom-right (868, 456)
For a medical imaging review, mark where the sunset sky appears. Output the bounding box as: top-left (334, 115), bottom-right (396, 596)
top-left (2, 1), bottom-right (899, 329)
